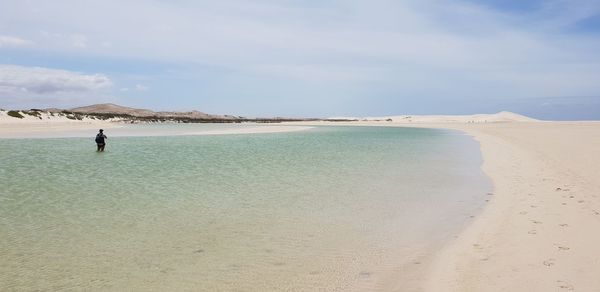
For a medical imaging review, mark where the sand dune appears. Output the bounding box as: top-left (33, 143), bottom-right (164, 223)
top-left (0, 109), bottom-right (121, 138)
top-left (0, 110), bottom-right (312, 138)
top-left (329, 111), bottom-right (538, 123)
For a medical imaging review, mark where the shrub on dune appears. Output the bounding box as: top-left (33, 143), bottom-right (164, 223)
top-left (7, 111), bottom-right (24, 119)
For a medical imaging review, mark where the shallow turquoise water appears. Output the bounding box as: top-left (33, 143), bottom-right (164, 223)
top-left (0, 125), bottom-right (490, 291)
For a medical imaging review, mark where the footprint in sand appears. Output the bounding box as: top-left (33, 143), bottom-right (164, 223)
top-left (359, 271), bottom-right (372, 277)
top-left (519, 211), bottom-right (528, 215)
top-left (557, 246), bottom-right (570, 251)
top-left (530, 205), bottom-right (537, 208)
top-left (532, 220), bottom-right (542, 224)
top-left (559, 224), bottom-right (569, 227)
top-left (528, 230), bottom-right (537, 235)
top-left (559, 284), bottom-right (574, 290)
top-left (557, 280), bottom-right (574, 290)
top-left (543, 258), bottom-right (556, 266)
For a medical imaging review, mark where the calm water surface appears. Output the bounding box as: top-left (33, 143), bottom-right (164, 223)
top-left (0, 125), bottom-right (490, 291)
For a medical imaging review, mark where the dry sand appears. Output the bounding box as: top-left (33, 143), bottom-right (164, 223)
top-left (290, 115), bottom-right (600, 291)
top-left (424, 121), bottom-right (600, 292)
top-left (0, 110), bottom-right (312, 138)
top-left (0, 109), bottom-right (122, 138)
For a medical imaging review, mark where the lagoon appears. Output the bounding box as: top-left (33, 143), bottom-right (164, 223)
top-left (0, 125), bottom-right (490, 291)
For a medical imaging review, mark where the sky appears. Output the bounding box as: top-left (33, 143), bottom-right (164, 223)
top-left (1, 0), bottom-right (600, 120)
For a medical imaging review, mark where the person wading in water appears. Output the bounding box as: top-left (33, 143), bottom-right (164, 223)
top-left (95, 129), bottom-right (107, 152)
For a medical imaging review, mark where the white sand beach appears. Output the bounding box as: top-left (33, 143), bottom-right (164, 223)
top-left (3, 110), bottom-right (599, 291)
top-left (291, 115), bottom-right (600, 291)
top-left (424, 121), bottom-right (600, 291)
top-left (3, 0), bottom-right (598, 290)
top-left (0, 109), bottom-right (122, 138)
top-left (0, 110), bottom-right (312, 138)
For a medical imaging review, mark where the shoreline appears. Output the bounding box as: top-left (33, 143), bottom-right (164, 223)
top-left (289, 120), bottom-right (600, 291)
top-left (424, 122), bottom-right (600, 291)
top-left (0, 110), bottom-right (315, 139)
top-left (2, 117), bottom-right (599, 290)
top-left (0, 122), bottom-right (313, 139)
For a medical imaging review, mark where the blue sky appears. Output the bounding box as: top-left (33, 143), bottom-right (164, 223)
top-left (1, 0), bottom-right (599, 119)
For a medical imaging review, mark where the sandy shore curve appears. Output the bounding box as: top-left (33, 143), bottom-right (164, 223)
top-left (424, 122), bottom-right (600, 291)
top-left (288, 119), bottom-right (600, 291)
top-left (3, 111), bottom-right (599, 290)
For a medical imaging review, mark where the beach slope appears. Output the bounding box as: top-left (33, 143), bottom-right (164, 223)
top-left (426, 121), bottom-right (600, 291)
top-left (289, 115), bottom-right (600, 291)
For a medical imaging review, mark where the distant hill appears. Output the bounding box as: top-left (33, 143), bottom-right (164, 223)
top-left (69, 103), bottom-right (237, 120)
top-left (69, 103), bottom-right (155, 117)
top-left (37, 103), bottom-right (317, 123)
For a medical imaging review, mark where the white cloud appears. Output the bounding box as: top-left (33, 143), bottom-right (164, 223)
top-left (0, 35), bottom-right (33, 48)
top-left (71, 34), bottom-right (88, 48)
top-left (2, 1), bottom-right (598, 71)
top-left (119, 84), bottom-right (148, 92)
top-left (39, 31), bottom-right (89, 49)
top-left (0, 64), bottom-right (111, 94)
top-left (0, 0), bottom-right (599, 115)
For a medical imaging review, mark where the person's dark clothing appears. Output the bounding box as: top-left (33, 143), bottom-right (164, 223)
top-left (95, 133), bottom-right (107, 145)
top-left (95, 132), bottom-right (107, 152)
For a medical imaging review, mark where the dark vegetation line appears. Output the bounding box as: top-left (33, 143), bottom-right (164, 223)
top-left (3, 109), bottom-right (359, 123)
